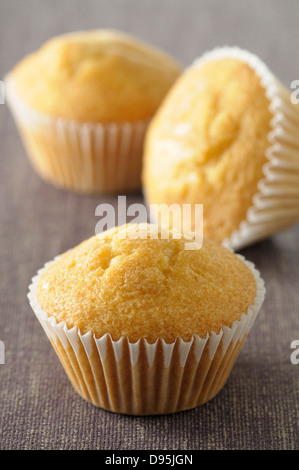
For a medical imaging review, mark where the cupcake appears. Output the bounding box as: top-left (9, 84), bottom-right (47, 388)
top-left (142, 46), bottom-right (299, 250)
top-left (28, 223), bottom-right (265, 415)
top-left (5, 30), bottom-right (182, 194)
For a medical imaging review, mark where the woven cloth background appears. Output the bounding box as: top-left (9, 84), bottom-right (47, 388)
top-left (0, 0), bottom-right (298, 450)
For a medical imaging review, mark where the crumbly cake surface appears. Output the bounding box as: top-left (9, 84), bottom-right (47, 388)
top-left (36, 224), bottom-right (257, 343)
top-left (10, 30), bottom-right (181, 123)
top-left (143, 57), bottom-right (273, 242)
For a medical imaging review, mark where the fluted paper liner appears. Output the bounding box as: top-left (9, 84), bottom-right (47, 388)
top-left (28, 254), bottom-right (265, 415)
top-left (192, 47), bottom-right (299, 250)
top-left (5, 75), bottom-right (149, 194)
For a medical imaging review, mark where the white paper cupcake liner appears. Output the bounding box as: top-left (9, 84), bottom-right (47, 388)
top-left (27, 253), bottom-right (265, 415)
top-left (192, 47), bottom-right (299, 250)
top-left (5, 75), bottom-right (149, 194)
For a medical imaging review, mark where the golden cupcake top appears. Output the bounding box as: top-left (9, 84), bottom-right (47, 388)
top-left (142, 56), bottom-right (273, 242)
top-left (36, 223), bottom-right (257, 343)
top-left (9, 30), bottom-right (182, 123)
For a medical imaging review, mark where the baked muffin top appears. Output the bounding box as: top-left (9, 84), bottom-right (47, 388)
top-left (142, 56), bottom-right (273, 242)
top-left (9, 30), bottom-right (182, 123)
top-left (36, 223), bottom-right (257, 343)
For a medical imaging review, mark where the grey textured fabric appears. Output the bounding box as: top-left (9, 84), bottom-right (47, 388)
top-left (0, 0), bottom-right (298, 450)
